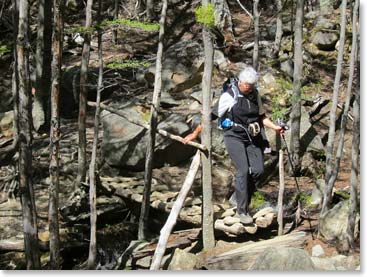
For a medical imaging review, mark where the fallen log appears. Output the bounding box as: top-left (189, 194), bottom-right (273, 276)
top-left (150, 151), bottom-right (201, 270)
top-left (200, 231), bottom-right (307, 270)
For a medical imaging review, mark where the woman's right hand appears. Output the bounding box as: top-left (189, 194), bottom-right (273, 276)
top-left (182, 133), bottom-right (197, 144)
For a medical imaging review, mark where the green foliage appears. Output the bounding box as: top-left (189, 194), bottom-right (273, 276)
top-left (270, 93), bottom-right (289, 121)
top-left (298, 193), bottom-right (312, 208)
top-left (250, 192), bottom-right (266, 209)
top-left (195, 3), bottom-right (215, 28)
top-left (107, 59), bottom-right (153, 69)
top-left (65, 26), bottom-right (96, 35)
top-left (0, 45), bottom-right (10, 55)
top-left (101, 19), bottom-right (159, 32)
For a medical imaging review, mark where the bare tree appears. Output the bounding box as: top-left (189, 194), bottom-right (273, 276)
top-left (326, 0), bottom-right (358, 197)
top-left (253, 0), bottom-right (259, 70)
top-left (87, 0), bottom-right (103, 269)
top-left (146, 0), bottom-right (154, 21)
top-left (77, 0), bottom-right (93, 186)
top-left (48, 0), bottom-right (63, 269)
top-left (138, 0), bottom-right (168, 241)
top-left (112, 0), bottom-right (119, 44)
top-left (12, 0), bottom-right (19, 147)
top-left (272, 0), bottom-right (283, 57)
top-left (321, 0), bottom-right (347, 216)
top-left (346, 0), bottom-right (359, 250)
top-left (17, 0), bottom-right (40, 269)
top-left (33, 0), bottom-right (52, 132)
top-left (289, 0), bottom-right (304, 174)
top-left (201, 0), bottom-right (215, 251)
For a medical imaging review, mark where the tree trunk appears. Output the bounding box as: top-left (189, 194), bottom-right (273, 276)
top-left (346, 0), bottom-right (359, 249)
top-left (77, 0), bottom-right (93, 186)
top-left (48, 0), bottom-right (63, 269)
top-left (326, 0), bottom-right (358, 195)
top-left (201, 0), bottom-right (215, 251)
top-left (87, 0), bottom-right (103, 269)
top-left (33, 0), bottom-right (52, 132)
top-left (321, 0), bottom-right (347, 216)
top-left (272, 0), bottom-right (283, 57)
top-left (289, 0), bottom-right (304, 175)
top-left (112, 0), bottom-right (118, 44)
top-left (150, 150), bottom-right (201, 270)
top-left (146, 0), bottom-right (154, 21)
top-left (253, 0), bottom-right (259, 70)
top-left (138, 0), bottom-right (168, 241)
top-left (277, 149), bottom-right (285, 236)
top-left (17, 0), bottom-right (41, 269)
top-left (12, 0), bottom-right (19, 147)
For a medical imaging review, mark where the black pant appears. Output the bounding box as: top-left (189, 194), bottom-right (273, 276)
top-left (224, 135), bottom-right (264, 214)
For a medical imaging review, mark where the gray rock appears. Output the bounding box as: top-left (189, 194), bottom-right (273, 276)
top-left (266, 106), bottom-right (324, 156)
top-left (330, 255), bottom-right (360, 270)
top-left (300, 152), bottom-right (318, 177)
top-left (280, 59), bottom-right (293, 78)
top-left (319, 200), bottom-right (350, 241)
top-left (168, 248), bottom-right (197, 270)
top-left (101, 106), bottom-right (195, 170)
top-left (313, 32), bottom-right (339, 51)
top-left (312, 244), bottom-right (325, 257)
top-left (250, 247), bottom-right (315, 270)
top-left (310, 179), bottom-right (326, 206)
top-left (311, 257), bottom-right (337, 270)
top-left (0, 111), bottom-right (14, 137)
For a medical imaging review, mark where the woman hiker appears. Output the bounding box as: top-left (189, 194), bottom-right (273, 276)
top-left (183, 66), bottom-right (284, 224)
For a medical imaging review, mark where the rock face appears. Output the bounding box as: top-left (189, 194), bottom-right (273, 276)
top-left (101, 103), bottom-right (195, 171)
top-left (319, 200), bottom-right (359, 241)
top-left (250, 247), bottom-right (315, 270)
top-left (144, 41), bottom-right (204, 94)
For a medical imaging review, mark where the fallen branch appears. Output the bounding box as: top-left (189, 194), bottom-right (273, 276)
top-left (150, 150), bottom-right (201, 270)
top-left (88, 101), bottom-right (207, 152)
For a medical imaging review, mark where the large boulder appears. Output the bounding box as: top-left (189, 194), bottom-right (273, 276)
top-left (312, 32), bottom-right (339, 51)
top-left (319, 200), bottom-right (359, 241)
top-left (143, 41), bottom-right (204, 94)
top-left (250, 247), bottom-right (315, 270)
top-left (101, 101), bottom-right (195, 171)
top-left (265, 106), bottom-right (324, 157)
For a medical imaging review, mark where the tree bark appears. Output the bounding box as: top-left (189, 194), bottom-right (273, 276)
top-left (272, 0), bottom-right (283, 57)
top-left (326, 0), bottom-right (358, 195)
top-left (12, 0), bottom-right (19, 147)
top-left (33, 0), bottom-right (52, 132)
top-left (277, 149), bottom-right (285, 236)
top-left (346, 0), bottom-right (359, 249)
top-left (289, 0), bottom-right (304, 175)
top-left (150, 150), bottom-right (201, 270)
top-left (146, 0), bottom-right (154, 21)
top-left (138, 0), bottom-right (168, 241)
top-left (77, 0), bottom-right (93, 186)
top-left (112, 0), bottom-right (118, 44)
top-left (253, 0), bottom-right (259, 70)
top-left (321, 0), bottom-right (347, 216)
top-left (48, 0), bottom-right (63, 269)
top-left (87, 0), bottom-right (103, 269)
top-left (17, 0), bottom-right (41, 269)
top-left (201, 0), bottom-right (215, 251)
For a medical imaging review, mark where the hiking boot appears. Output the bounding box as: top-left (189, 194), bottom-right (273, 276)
top-left (236, 212), bottom-right (253, 225)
